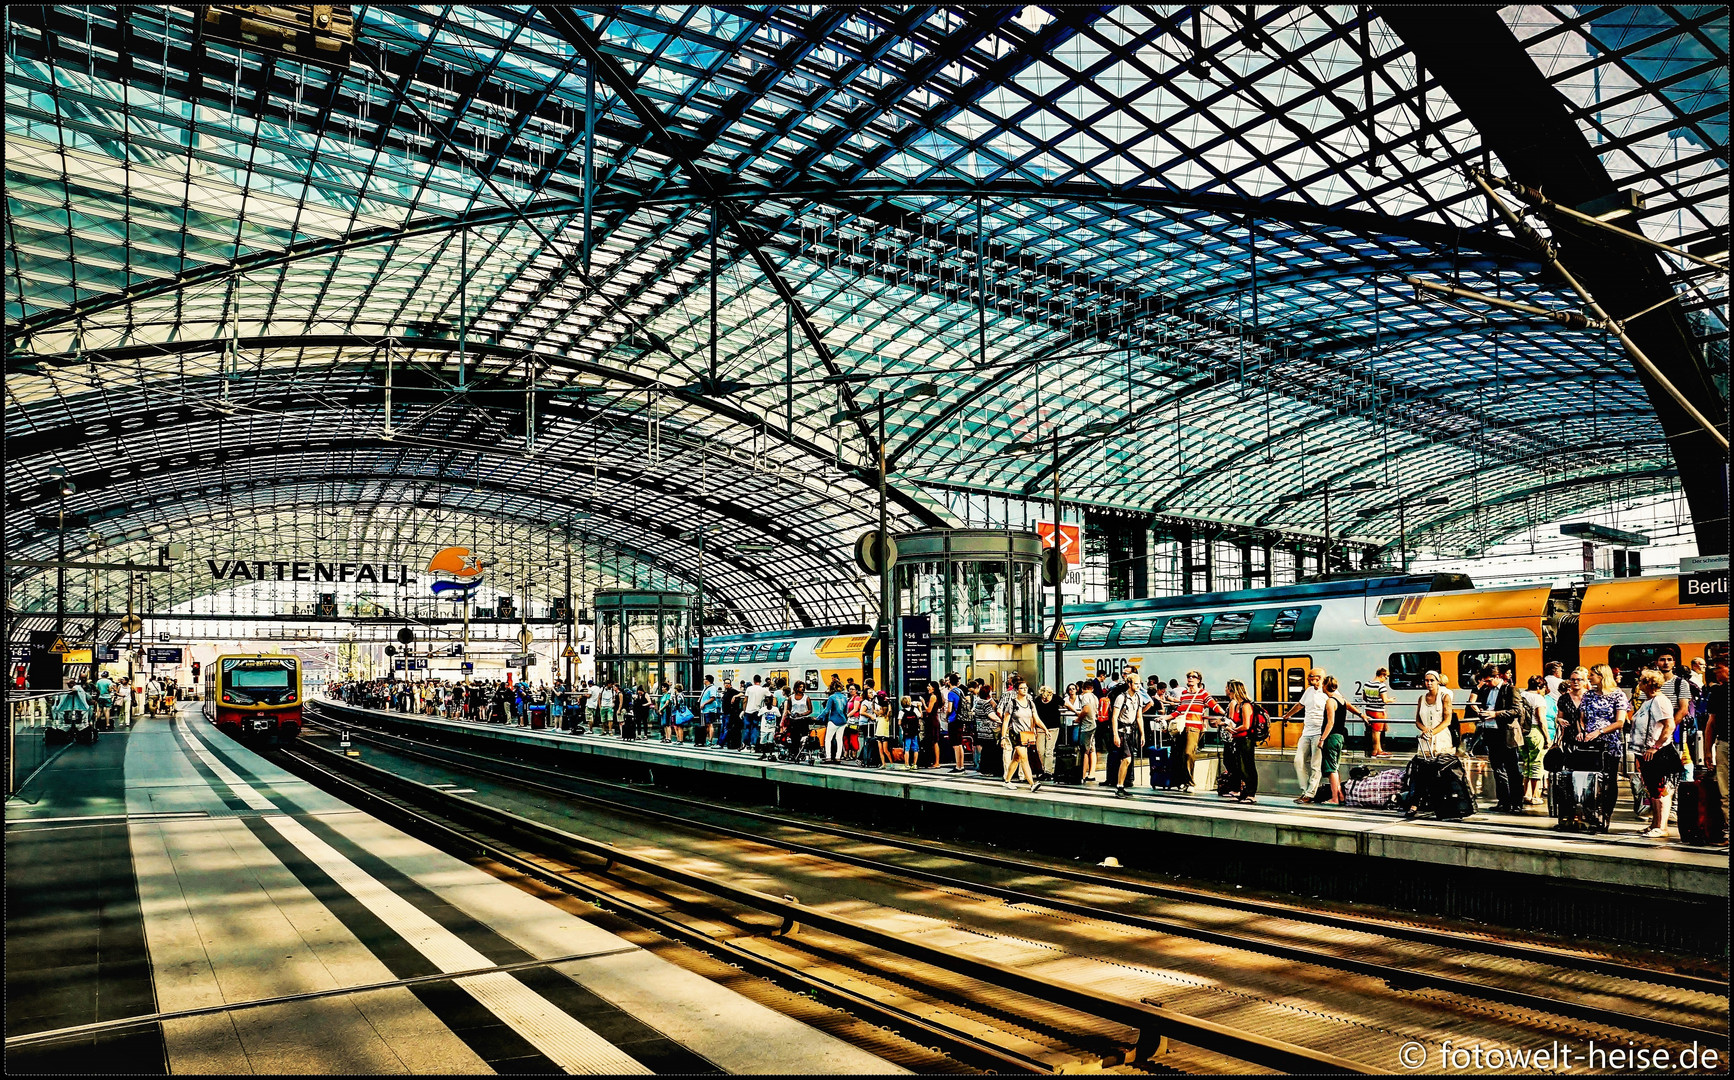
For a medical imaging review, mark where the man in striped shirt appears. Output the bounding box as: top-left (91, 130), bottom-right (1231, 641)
top-left (1171, 669), bottom-right (1227, 792)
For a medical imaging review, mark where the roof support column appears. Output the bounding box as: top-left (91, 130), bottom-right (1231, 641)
top-left (1379, 5), bottom-right (1728, 554)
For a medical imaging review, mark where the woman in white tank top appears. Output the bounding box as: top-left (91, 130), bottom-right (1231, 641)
top-left (1414, 670), bottom-right (1454, 756)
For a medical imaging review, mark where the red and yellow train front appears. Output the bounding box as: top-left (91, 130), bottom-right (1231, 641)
top-left (213, 656), bottom-right (302, 739)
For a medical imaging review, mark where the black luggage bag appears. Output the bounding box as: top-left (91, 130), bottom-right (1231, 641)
top-left (1550, 768), bottom-right (1609, 833)
top-left (1054, 743), bottom-right (1084, 784)
top-left (1428, 754), bottom-right (1478, 820)
top-left (977, 738), bottom-right (1004, 776)
top-left (1677, 776), bottom-right (1724, 845)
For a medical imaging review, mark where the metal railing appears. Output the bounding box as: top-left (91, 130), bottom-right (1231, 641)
top-left (8, 689), bottom-right (83, 796)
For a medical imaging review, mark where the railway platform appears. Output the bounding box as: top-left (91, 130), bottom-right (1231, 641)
top-left (4, 708), bottom-right (905, 1075)
top-left (313, 699), bottom-right (1728, 952)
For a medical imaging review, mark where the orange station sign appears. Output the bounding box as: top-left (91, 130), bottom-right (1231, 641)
top-left (1035, 521), bottom-right (1081, 567)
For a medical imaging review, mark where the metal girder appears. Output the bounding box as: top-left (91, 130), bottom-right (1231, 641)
top-left (1378, 5), bottom-right (1728, 555)
top-left (1388, 466), bottom-right (1682, 550)
top-left (535, 4), bottom-right (882, 461)
top-left (7, 467), bottom-right (817, 629)
top-left (10, 443), bottom-right (846, 572)
top-left (10, 334), bottom-right (951, 531)
top-left (6, 176), bottom-right (1536, 355)
top-left (1009, 312), bottom-right (1579, 496)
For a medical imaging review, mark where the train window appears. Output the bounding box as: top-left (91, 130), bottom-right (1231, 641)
top-left (1210, 612), bottom-right (1252, 642)
top-left (804, 669), bottom-right (820, 690)
top-left (1388, 651), bottom-right (1441, 690)
top-left (1458, 650), bottom-right (1515, 690)
top-left (1075, 622), bottom-right (1113, 648)
top-left (773, 643), bottom-right (793, 661)
top-left (1161, 616), bottom-right (1202, 644)
top-left (1608, 644), bottom-right (1680, 687)
top-left (1376, 597), bottom-right (1405, 616)
top-left (1116, 619), bottom-right (1156, 647)
top-left (1260, 668), bottom-right (1280, 704)
top-left (1272, 608), bottom-right (1303, 639)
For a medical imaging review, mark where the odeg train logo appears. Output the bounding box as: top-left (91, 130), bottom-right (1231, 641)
top-left (427, 546), bottom-right (486, 602)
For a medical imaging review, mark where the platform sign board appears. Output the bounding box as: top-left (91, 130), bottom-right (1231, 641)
top-left (460, 662), bottom-right (474, 673)
top-left (11, 645), bottom-right (32, 664)
top-left (95, 645), bottom-right (120, 663)
top-left (898, 614), bottom-right (931, 696)
top-left (393, 658), bottom-right (428, 671)
top-left (1036, 520), bottom-right (1085, 596)
top-left (147, 647), bottom-right (183, 664)
top-left (1681, 569), bottom-right (1728, 606)
top-left (506, 653), bottom-right (535, 667)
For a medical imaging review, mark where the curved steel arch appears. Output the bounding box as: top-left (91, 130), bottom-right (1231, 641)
top-left (7, 177), bottom-right (1536, 349)
top-left (9, 440), bottom-right (860, 577)
top-left (1391, 466), bottom-right (1682, 551)
top-left (8, 466), bottom-right (828, 630)
top-left (5, 498), bottom-right (690, 618)
top-left (11, 334), bottom-right (953, 531)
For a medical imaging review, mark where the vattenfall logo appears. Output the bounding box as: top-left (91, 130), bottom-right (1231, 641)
top-left (427, 546), bottom-right (486, 600)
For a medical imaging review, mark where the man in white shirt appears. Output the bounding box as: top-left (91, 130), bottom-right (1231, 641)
top-left (1281, 669), bottom-right (1330, 804)
top-left (1543, 661), bottom-right (1564, 696)
top-left (742, 676), bottom-right (772, 749)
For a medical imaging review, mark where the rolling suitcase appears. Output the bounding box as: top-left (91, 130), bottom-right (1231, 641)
top-left (1025, 739), bottom-right (1045, 778)
top-left (860, 737), bottom-right (883, 768)
top-left (977, 739), bottom-right (1004, 777)
top-left (1677, 777), bottom-right (1725, 845)
top-left (1054, 743), bottom-right (1085, 785)
top-left (1550, 769), bottom-right (1608, 833)
top-left (1145, 744), bottom-right (1173, 790)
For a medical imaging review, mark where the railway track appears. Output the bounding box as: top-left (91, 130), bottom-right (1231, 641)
top-left (283, 708), bottom-right (1728, 1072)
top-left (272, 731), bottom-right (1340, 1073)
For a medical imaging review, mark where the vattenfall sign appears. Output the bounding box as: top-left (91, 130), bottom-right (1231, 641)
top-left (1680, 570), bottom-right (1728, 606)
top-left (208, 559), bottom-right (418, 584)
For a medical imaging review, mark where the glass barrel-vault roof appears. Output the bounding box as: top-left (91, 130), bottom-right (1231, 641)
top-left (5, 4), bottom-right (1726, 626)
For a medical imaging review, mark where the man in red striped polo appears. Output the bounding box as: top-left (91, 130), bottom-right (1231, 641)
top-left (1171, 669), bottom-right (1227, 792)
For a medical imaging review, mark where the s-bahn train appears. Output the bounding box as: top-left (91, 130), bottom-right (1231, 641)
top-left (695, 568), bottom-right (1727, 748)
top-left (203, 653), bottom-right (304, 741)
top-left (1047, 568), bottom-right (1727, 747)
top-left (699, 625), bottom-right (874, 691)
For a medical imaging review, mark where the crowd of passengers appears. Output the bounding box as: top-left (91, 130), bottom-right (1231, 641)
top-left (326, 649), bottom-right (1727, 845)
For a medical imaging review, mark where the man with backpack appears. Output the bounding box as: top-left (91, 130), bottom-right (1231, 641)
top-left (1108, 668), bottom-right (1145, 798)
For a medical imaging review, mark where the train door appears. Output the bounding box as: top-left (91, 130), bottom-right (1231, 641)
top-left (1254, 655), bottom-right (1311, 747)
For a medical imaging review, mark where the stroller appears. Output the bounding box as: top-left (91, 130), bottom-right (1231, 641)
top-left (764, 714), bottom-right (821, 764)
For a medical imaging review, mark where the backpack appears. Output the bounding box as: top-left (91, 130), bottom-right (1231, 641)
top-left (1248, 701), bottom-right (1272, 745)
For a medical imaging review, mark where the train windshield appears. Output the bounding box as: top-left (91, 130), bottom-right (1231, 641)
top-left (223, 659), bottom-right (294, 692)
top-left (231, 669), bottom-right (290, 688)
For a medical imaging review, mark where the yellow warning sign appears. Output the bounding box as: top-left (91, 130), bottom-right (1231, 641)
top-left (50, 637), bottom-right (69, 654)
top-left (562, 645), bottom-right (578, 658)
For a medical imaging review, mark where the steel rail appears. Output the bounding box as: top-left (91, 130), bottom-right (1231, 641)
top-left (310, 702), bottom-right (1727, 997)
top-left (302, 709), bottom-right (1725, 1048)
top-left (283, 724), bottom-right (1370, 1074)
top-left (271, 746), bottom-right (1057, 1075)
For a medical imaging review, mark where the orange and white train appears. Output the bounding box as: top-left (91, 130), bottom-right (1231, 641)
top-left (699, 625), bottom-right (874, 692)
top-left (1044, 566), bottom-right (1727, 747)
